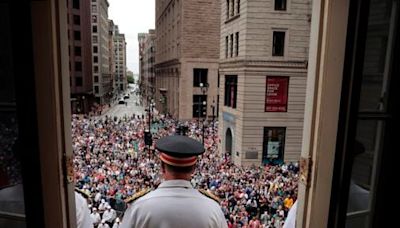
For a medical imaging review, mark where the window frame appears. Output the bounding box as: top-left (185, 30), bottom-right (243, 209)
top-left (73, 14), bottom-right (80, 25)
top-left (224, 75), bottom-right (238, 109)
top-left (235, 32), bottom-right (239, 56)
top-left (72, 0), bottom-right (80, 10)
top-left (225, 36), bottom-right (229, 58)
top-left (73, 30), bottom-right (81, 41)
top-left (262, 127), bottom-right (286, 165)
top-left (272, 31), bottom-right (285, 56)
top-left (193, 68), bottom-right (208, 87)
top-left (274, 0), bottom-right (287, 11)
top-left (74, 61), bottom-right (82, 71)
top-left (230, 34), bottom-right (234, 58)
top-left (75, 76), bottom-right (83, 87)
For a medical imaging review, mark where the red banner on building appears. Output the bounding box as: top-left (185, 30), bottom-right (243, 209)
top-left (265, 76), bottom-right (289, 112)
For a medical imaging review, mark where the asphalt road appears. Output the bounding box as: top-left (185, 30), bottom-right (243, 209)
top-left (99, 93), bottom-right (145, 119)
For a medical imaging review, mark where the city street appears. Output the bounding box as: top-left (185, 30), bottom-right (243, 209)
top-left (99, 92), bottom-right (145, 119)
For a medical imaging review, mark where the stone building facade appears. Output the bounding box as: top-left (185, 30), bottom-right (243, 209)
top-left (155, 0), bottom-right (220, 120)
top-left (218, 0), bottom-right (311, 165)
top-left (91, 0), bottom-right (112, 104)
top-left (143, 30), bottom-right (156, 102)
top-left (113, 25), bottom-right (127, 93)
top-left (138, 33), bottom-right (147, 96)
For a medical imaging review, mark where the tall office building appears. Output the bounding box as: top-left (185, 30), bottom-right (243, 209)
top-left (67, 0), bottom-right (93, 113)
top-left (91, 0), bottom-right (112, 104)
top-left (141, 30), bottom-right (156, 102)
top-left (113, 25), bottom-right (127, 92)
top-left (155, 0), bottom-right (220, 119)
top-left (138, 33), bottom-right (147, 97)
top-left (218, 0), bottom-right (311, 165)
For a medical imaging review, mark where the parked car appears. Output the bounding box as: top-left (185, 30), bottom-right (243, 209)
top-left (124, 94), bottom-right (130, 99)
top-left (118, 98), bottom-right (125, 104)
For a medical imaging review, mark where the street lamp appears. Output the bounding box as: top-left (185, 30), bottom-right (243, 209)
top-left (148, 98), bottom-right (155, 131)
top-left (82, 95), bottom-right (86, 114)
top-left (199, 82), bottom-right (209, 145)
top-left (211, 98), bottom-right (215, 123)
top-left (202, 100), bottom-right (207, 146)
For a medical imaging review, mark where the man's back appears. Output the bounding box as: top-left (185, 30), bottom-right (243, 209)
top-left (121, 180), bottom-right (227, 228)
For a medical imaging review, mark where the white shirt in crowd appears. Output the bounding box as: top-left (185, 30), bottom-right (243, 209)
top-left (95, 192), bottom-right (102, 202)
top-left (98, 221), bottom-right (110, 228)
top-left (112, 217), bottom-right (121, 228)
top-left (90, 210), bottom-right (101, 225)
top-left (102, 208), bottom-right (115, 223)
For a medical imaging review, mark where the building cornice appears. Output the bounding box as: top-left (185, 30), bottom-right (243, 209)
top-left (219, 59), bottom-right (308, 69)
top-left (154, 58), bottom-right (180, 68)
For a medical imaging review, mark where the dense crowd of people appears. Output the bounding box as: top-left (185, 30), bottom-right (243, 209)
top-left (0, 115), bottom-right (21, 187)
top-left (72, 111), bottom-right (299, 228)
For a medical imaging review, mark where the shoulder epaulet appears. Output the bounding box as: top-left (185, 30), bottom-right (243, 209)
top-left (198, 189), bottom-right (221, 203)
top-left (124, 188), bottom-right (151, 204)
top-left (75, 188), bottom-right (91, 199)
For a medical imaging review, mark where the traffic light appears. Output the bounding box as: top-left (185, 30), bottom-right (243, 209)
top-left (182, 126), bottom-right (189, 136)
top-left (144, 130), bottom-right (152, 146)
top-left (175, 125), bottom-right (181, 135)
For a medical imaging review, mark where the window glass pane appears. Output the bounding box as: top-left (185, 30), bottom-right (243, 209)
top-left (235, 32), bottom-right (239, 56)
top-left (0, 3), bottom-right (25, 227)
top-left (73, 0), bottom-right (80, 9)
top-left (226, 0), bottom-right (230, 19)
top-left (74, 31), bottom-right (81, 41)
top-left (74, 46), bottom-right (81, 56)
top-left (225, 36), bottom-right (229, 58)
top-left (73, 15), bottom-right (80, 25)
top-left (230, 34), bottom-right (233, 57)
top-left (275, 0), bottom-right (287, 11)
top-left (358, 0), bottom-right (395, 112)
top-left (346, 120), bottom-right (385, 227)
top-left (273, 31), bottom-right (285, 56)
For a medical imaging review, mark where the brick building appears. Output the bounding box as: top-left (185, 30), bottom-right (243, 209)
top-left (67, 0), bottom-right (93, 114)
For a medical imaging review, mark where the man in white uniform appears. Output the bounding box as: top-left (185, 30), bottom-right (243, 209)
top-left (121, 135), bottom-right (227, 228)
top-left (74, 190), bottom-right (93, 228)
top-left (102, 205), bottom-right (115, 226)
top-left (90, 207), bottom-right (101, 226)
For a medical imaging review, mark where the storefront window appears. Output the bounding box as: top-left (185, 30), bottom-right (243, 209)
top-left (262, 127), bottom-right (286, 165)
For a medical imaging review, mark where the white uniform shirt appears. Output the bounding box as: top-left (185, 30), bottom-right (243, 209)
top-left (74, 192), bottom-right (93, 228)
top-left (120, 180), bottom-right (228, 228)
top-left (102, 209), bottom-right (114, 222)
top-left (95, 192), bottom-right (102, 202)
top-left (91, 212), bottom-right (101, 225)
top-left (98, 223), bottom-right (110, 228)
top-left (283, 201), bottom-right (297, 228)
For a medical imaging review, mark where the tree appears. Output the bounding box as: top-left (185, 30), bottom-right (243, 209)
top-left (127, 75), bottom-right (135, 84)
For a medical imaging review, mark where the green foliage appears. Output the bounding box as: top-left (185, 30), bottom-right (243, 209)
top-left (127, 75), bottom-right (135, 84)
